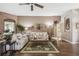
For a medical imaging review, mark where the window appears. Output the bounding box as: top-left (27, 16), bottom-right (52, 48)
top-left (4, 20), bottom-right (15, 34)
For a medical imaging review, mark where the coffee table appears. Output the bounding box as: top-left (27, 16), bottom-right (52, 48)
top-left (20, 41), bottom-right (59, 54)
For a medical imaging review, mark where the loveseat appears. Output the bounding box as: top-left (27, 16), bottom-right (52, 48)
top-left (29, 32), bottom-right (49, 41)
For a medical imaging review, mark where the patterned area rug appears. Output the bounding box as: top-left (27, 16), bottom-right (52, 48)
top-left (20, 41), bottom-right (59, 54)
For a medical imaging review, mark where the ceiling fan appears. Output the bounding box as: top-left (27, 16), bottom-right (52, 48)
top-left (19, 3), bottom-right (44, 11)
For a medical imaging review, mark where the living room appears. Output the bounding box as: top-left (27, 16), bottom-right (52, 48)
top-left (0, 3), bottom-right (79, 56)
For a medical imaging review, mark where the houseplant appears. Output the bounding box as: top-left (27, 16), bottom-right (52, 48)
top-left (16, 24), bottom-right (25, 33)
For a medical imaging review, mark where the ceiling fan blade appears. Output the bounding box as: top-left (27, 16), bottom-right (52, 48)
top-left (34, 3), bottom-right (44, 8)
top-left (19, 3), bottom-right (30, 5)
top-left (31, 5), bottom-right (33, 11)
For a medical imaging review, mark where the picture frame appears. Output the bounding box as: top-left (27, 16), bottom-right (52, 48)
top-left (64, 17), bottom-right (70, 31)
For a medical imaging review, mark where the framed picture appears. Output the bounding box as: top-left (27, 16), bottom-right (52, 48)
top-left (64, 17), bottom-right (70, 31)
top-left (76, 23), bottom-right (79, 29)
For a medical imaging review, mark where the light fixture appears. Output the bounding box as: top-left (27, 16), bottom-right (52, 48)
top-left (45, 22), bottom-right (53, 27)
top-left (19, 3), bottom-right (44, 11)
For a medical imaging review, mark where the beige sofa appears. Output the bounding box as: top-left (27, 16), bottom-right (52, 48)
top-left (29, 32), bottom-right (49, 41)
top-left (12, 33), bottom-right (28, 50)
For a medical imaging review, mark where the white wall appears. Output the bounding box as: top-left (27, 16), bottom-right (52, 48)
top-left (17, 16), bottom-right (60, 28)
top-left (72, 10), bottom-right (79, 43)
top-left (61, 9), bottom-right (79, 44)
top-left (61, 10), bottom-right (72, 42)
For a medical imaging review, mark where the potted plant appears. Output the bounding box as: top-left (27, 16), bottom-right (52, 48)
top-left (16, 24), bottom-right (25, 33)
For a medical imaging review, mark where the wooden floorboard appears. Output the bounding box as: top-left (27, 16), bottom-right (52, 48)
top-left (57, 41), bottom-right (79, 56)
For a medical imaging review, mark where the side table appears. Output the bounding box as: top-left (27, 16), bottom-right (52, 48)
top-left (51, 37), bottom-right (62, 47)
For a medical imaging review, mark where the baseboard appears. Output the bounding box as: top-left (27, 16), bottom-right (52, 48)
top-left (62, 39), bottom-right (79, 44)
top-left (71, 42), bottom-right (79, 44)
top-left (62, 39), bottom-right (72, 44)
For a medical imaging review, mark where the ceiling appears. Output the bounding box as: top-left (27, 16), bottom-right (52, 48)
top-left (0, 3), bottom-right (79, 16)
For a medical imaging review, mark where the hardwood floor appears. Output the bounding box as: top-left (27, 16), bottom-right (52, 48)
top-left (57, 41), bottom-right (79, 56)
top-left (15, 40), bottom-right (79, 56)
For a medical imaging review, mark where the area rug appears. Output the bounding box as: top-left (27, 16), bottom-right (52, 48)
top-left (20, 41), bottom-right (59, 54)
